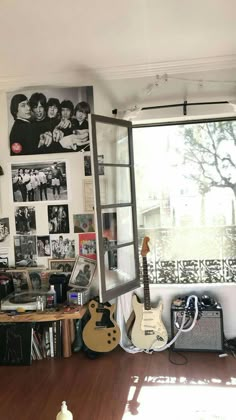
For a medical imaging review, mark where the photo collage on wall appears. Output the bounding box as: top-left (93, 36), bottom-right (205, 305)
top-left (0, 86), bottom-right (95, 283)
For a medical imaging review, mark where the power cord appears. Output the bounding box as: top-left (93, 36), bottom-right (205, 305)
top-left (168, 348), bottom-right (188, 365)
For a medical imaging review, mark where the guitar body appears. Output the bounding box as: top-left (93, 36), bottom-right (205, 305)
top-left (131, 294), bottom-right (168, 350)
top-left (82, 300), bottom-right (121, 352)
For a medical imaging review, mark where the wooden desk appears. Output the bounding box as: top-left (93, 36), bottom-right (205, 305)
top-left (0, 306), bottom-right (86, 358)
top-left (0, 306), bottom-right (86, 323)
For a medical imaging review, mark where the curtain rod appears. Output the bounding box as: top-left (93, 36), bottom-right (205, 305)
top-left (141, 100), bottom-right (229, 116)
top-left (112, 100), bottom-right (230, 117)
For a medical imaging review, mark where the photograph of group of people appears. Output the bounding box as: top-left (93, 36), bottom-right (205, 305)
top-left (51, 235), bottom-right (75, 259)
top-left (48, 205), bottom-right (69, 234)
top-left (37, 236), bottom-right (51, 257)
top-left (14, 236), bottom-right (37, 267)
top-left (11, 161), bottom-right (67, 202)
top-left (15, 206), bottom-right (36, 235)
top-left (8, 86), bottom-right (94, 156)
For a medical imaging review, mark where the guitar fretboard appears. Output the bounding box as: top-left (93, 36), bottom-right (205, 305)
top-left (143, 256), bottom-right (151, 310)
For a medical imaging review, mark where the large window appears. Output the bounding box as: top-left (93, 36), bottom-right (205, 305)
top-left (133, 118), bottom-right (236, 284)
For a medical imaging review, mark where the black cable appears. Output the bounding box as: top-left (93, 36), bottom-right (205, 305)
top-left (168, 348), bottom-right (188, 365)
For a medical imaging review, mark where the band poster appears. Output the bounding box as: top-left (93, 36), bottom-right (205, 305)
top-left (7, 86), bottom-right (94, 156)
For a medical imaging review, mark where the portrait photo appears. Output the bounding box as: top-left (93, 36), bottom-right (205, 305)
top-left (27, 268), bottom-right (60, 290)
top-left (6, 270), bottom-right (30, 293)
top-left (48, 204), bottom-right (69, 234)
top-left (7, 86), bottom-right (94, 156)
top-left (51, 235), bottom-right (75, 259)
top-left (14, 235), bottom-right (37, 267)
top-left (73, 213), bottom-right (95, 233)
top-left (11, 160), bottom-right (68, 202)
top-left (15, 206), bottom-right (36, 235)
top-left (0, 217), bottom-right (10, 245)
top-left (48, 258), bottom-right (75, 273)
top-left (37, 235), bottom-right (51, 257)
top-left (69, 256), bottom-right (96, 289)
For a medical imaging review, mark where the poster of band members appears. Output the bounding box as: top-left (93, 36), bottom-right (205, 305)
top-left (7, 86), bottom-right (94, 156)
top-left (48, 205), bottom-right (69, 234)
top-left (11, 160), bottom-right (67, 202)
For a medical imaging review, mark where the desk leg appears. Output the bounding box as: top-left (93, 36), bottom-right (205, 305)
top-left (62, 319), bottom-right (72, 358)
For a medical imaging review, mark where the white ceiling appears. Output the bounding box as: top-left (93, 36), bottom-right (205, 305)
top-left (0, 0), bottom-right (236, 85)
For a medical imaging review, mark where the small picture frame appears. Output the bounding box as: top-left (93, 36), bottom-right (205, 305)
top-left (6, 269), bottom-right (31, 293)
top-left (48, 258), bottom-right (75, 273)
top-left (69, 256), bottom-right (96, 289)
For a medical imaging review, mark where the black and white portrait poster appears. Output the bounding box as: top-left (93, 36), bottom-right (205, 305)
top-left (0, 217), bottom-right (10, 244)
top-left (11, 160), bottom-right (68, 202)
top-left (15, 206), bottom-right (36, 235)
top-left (37, 235), bottom-right (51, 257)
top-left (14, 235), bottom-right (37, 267)
top-left (7, 86), bottom-right (94, 156)
top-left (48, 205), bottom-right (69, 234)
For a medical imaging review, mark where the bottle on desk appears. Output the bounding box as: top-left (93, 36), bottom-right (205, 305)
top-left (46, 285), bottom-right (57, 309)
top-left (56, 401), bottom-right (73, 420)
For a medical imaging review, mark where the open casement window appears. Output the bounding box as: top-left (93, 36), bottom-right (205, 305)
top-left (89, 114), bottom-right (140, 302)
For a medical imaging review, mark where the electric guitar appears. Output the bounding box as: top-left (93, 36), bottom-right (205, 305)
top-left (131, 237), bottom-right (168, 350)
top-left (82, 299), bottom-right (121, 352)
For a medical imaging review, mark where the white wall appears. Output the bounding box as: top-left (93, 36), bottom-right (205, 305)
top-left (135, 283), bottom-right (236, 339)
top-left (1, 72), bottom-right (236, 339)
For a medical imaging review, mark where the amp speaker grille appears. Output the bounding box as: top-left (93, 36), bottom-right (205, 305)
top-left (171, 309), bottom-right (224, 352)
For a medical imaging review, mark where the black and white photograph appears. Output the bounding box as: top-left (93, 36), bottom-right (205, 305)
top-left (0, 255), bottom-right (9, 268)
top-left (8, 86), bottom-right (94, 156)
top-left (37, 236), bottom-right (51, 257)
top-left (6, 270), bottom-right (30, 292)
top-left (48, 258), bottom-right (75, 273)
top-left (0, 218), bottom-right (10, 244)
top-left (14, 235), bottom-right (37, 267)
top-left (51, 235), bottom-right (75, 259)
top-left (48, 205), bottom-right (69, 234)
top-left (11, 160), bottom-right (68, 202)
top-left (27, 268), bottom-right (62, 290)
top-left (69, 256), bottom-right (96, 289)
top-left (15, 206), bottom-right (36, 235)
top-left (84, 154), bottom-right (104, 176)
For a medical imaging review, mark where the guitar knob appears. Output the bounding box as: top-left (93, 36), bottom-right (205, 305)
top-left (113, 330), bottom-right (117, 334)
top-left (107, 333), bottom-right (111, 336)
top-left (91, 303), bottom-right (95, 308)
top-left (107, 340), bottom-right (111, 344)
top-left (112, 338), bottom-right (116, 341)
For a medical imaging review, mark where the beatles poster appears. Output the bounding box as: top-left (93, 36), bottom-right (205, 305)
top-left (7, 86), bottom-right (94, 156)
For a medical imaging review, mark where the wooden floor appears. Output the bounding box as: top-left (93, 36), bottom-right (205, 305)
top-left (0, 347), bottom-right (236, 420)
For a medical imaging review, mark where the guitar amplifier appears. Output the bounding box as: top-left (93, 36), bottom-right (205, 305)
top-left (171, 302), bottom-right (224, 352)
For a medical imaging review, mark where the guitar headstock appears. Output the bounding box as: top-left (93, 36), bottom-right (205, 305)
top-left (141, 236), bottom-right (150, 257)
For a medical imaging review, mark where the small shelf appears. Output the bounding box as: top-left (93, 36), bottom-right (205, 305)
top-left (0, 306), bottom-right (86, 323)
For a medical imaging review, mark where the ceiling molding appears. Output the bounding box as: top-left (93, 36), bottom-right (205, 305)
top-left (0, 55), bottom-right (235, 90)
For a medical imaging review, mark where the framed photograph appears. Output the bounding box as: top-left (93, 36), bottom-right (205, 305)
top-left (84, 154), bottom-right (104, 176)
top-left (48, 258), bottom-right (75, 273)
top-left (8, 86), bottom-right (94, 156)
top-left (6, 269), bottom-right (31, 292)
top-left (69, 256), bottom-right (96, 289)
top-left (11, 160), bottom-right (68, 203)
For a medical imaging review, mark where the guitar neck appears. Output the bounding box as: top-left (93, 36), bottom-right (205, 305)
top-left (142, 256), bottom-right (151, 310)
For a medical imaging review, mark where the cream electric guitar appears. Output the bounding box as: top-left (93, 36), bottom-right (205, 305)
top-left (131, 237), bottom-right (168, 350)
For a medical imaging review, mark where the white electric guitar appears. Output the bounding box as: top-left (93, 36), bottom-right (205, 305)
top-left (131, 237), bottom-right (168, 350)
